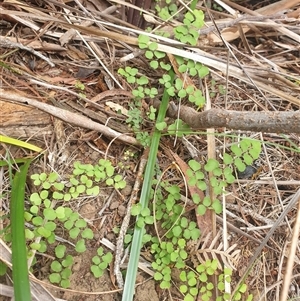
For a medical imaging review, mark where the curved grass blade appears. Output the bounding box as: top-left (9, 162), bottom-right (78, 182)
top-left (10, 159), bottom-right (32, 301)
top-left (121, 70), bottom-right (175, 301)
top-left (0, 135), bottom-right (43, 153)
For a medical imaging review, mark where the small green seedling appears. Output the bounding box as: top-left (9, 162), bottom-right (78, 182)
top-left (186, 138), bottom-right (261, 215)
top-left (49, 247), bottom-right (73, 288)
top-left (178, 259), bottom-right (252, 301)
top-left (19, 159), bottom-right (126, 288)
top-left (91, 247), bottom-right (113, 278)
top-left (131, 204), bottom-right (154, 228)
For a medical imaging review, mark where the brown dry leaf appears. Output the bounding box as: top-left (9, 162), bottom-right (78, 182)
top-left (165, 148), bottom-right (213, 238)
top-left (209, 0), bottom-right (300, 43)
top-left (167, 53), bottom-right (196, 90)
top-left (40, 75), bottom-right (78, 84)
top-left (66, 45), bottom-right (89, 60)
top-left (89, 89), bottom-right (133, 106)
top-left (105, 101), bottom-right (129, 116)
top-left (60, 20), bottom-right (93, 46)
top-left (86, 0), bottom-right (110, 11)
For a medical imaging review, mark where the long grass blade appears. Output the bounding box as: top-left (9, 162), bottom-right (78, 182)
top-left (121, 70), bottom-right (175, 301)
top-left (10, 160), bottom-right (32, 301)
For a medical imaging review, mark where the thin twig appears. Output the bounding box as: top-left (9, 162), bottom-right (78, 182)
top-left (232, 188), bottom-right (300, 297)
top-left (199, 13), bottom-right (282, 35)
top-left (114, 149), bottom-right (149, 288)
top-left (0, 89), bottom-right (139, 146)
top-left (0, 38), bottom-right (55, 67)
top-left (280, 195), bottom-right (300, 300)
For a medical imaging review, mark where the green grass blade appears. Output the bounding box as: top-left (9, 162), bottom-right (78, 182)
top-left (11, 159), bottom-right (32, 301)
top-left (0, 158), bottom-right (30, 167)
top-left (121, 70), bottom-right (175, 301)
top-left (0, 135), bottom-right (43, 152)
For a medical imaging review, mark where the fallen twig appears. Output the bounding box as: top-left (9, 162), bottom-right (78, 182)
top-left (162, 101), bottom-right (300, 134)
top-left (114, 148), bottom-right (149, 288)
top-left (0, 89), bottom-right (138, 146)
top-left (0, 37), bottom-right (55, 67)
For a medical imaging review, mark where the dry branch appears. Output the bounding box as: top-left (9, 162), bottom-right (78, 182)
top-left (0, 89), bottom-right (138, 146)
top-left (156, 101), bottom-right (300, 134)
